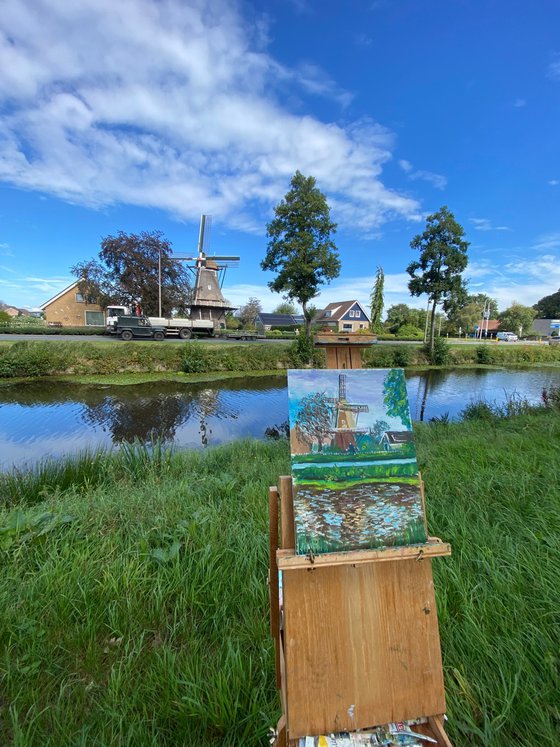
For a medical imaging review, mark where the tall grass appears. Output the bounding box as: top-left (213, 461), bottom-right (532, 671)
top-left (0, 413), bottom-right (559, 745)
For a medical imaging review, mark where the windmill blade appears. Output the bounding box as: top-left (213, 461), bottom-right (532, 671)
top-left (198, 214), bottom-right (212, 254)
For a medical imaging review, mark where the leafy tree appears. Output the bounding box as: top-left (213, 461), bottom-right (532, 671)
top-left (294, 392), bottom-right (333, 452)
top-left (498, 302), bottom-right (536, 337)
top-left (273, 301), bottom-right (298, 315)
top-left (238, 297), bottom-right (262, 328)
top-left (446, 293), bottom-right (498, 336)
top-left (0, 310), bottom-right (10, 324)
top-left (407, 206), bottom-right (469, 352)
top-left (72, 231), bottom-right (191, 316)
top-left (384, 304), bottom-right (427, 335)
top-left (225, 312), bottom-right (240, 330)
top-left (371, 419), bottom-right (390, 443)
top-left (369, 266), bottom-right (384, 333)
top-left (383, 369), bottom-right (411, 429)
top-left (261, 171), bottom-right (340, 338)
top-left (533, 288), bottom-right (560, 318)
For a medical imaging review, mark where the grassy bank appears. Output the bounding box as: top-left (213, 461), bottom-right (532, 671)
top-left (1, 338), bottom-right (560, 379)
top-left (1, 412), bottom-right (559, 745)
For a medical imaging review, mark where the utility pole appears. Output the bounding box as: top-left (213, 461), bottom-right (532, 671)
top-left (158, 245), bottom-right (162, 318)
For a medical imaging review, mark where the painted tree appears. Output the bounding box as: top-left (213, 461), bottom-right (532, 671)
top-left (369, 266), bottom-right (384, 332)
top-left (72, 231), bottom-right (191, 316)
top-left (383, 370), bottom-right (411, 429)
top-left (261, 171), bottom-right (340, 337)
top-left (295, 392), bottom-right (333, 452)
top-left (407, 206), bottom-right (469, 352)
top-left (371, 419), bottom-right (391, 443)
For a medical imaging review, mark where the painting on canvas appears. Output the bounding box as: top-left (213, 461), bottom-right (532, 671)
top-left (288, 368), bottom-right (427, 555)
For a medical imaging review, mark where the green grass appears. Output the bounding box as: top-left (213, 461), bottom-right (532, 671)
top-left (0, 413), bottom-right (559, 745)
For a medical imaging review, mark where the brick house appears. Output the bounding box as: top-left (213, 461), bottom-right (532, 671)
top-left (40, 281), bottom-right (105, 327)
top-left (314, 300), bottom-right (371, 332)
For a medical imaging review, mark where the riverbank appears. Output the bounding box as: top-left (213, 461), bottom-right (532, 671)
top-left (1, 338), bottom-right (560, 379)
top-left (1, 411), bottom-right (558, 745)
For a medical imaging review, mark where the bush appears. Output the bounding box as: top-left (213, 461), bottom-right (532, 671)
top-left (392, 346), bottom-right (412, 367)
top-left (182, 342), bottom-right (213, 373)
top-left (476, 345), bottom-right (492, 364)
top-left (460, 400), bottom-right (496, 421)
top-left (424, 337), bottom-right (450, 365)
top-left (396, 324), bottom-right (424, 340)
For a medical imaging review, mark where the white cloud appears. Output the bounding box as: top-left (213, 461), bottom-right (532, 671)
top-left (398, 159), bottom-right (446, 189)
top-left (470, 218), bottom-right (511, 232)
top-left (549, 179), bottom-right (559, 186)
top-left (513, 98), bottom-right (526, 107)
top-left (0, 0), bottom-right (421, 234)
top-left (532, 233), bottom-right (560, 252)
top-left (548, 53), bottom-right (560, 81)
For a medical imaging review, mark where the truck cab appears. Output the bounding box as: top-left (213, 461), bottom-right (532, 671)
top-left (114, 316), bottom-right (166, 341)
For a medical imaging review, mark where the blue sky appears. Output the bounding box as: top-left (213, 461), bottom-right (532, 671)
top-left (1, 0), bottom-right (559, 314)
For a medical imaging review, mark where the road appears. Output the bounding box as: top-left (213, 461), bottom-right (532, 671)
top-left (0, 334), bottom-right (544, 345)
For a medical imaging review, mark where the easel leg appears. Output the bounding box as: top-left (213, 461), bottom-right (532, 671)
top-left (428, 715), bottom-right (453, 747)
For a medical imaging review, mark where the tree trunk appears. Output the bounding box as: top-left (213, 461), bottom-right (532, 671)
top-left (302, 301), bottom-right (312, 338)
top-left (429, 298), bottom-right (438, 352)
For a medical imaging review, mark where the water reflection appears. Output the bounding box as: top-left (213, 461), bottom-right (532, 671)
top-left (1, 367), bottom-right (559, 471)
top-left (0, 377), bottom-right (288, 470)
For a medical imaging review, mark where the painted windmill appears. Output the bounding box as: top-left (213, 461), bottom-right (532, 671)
top-left (326, 374), bottom-right (369, 451)
top-left (174, 215), bottom-right (240, 326)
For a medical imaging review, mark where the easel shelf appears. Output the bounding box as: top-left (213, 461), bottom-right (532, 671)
top-left (277, 539), bottom-right (451, 570)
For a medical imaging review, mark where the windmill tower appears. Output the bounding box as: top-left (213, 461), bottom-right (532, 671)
top-left (174, 215), bottom-right (240, 328)
top-left (326, 373), bottom-right (369, 451)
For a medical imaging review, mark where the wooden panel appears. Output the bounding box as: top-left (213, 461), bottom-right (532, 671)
top-left (325, 346), bottom-right (363, 369)
top-left (282, 559), bottom-right (446, 739)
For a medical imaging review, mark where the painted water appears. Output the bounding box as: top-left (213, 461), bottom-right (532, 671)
top-left (294, 482), bottom-right (425, 553)
top-left (1, 366), bottom-right (559, 471)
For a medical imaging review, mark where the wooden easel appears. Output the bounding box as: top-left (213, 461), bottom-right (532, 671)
top-left (268, 334), bottom-right (453, 746)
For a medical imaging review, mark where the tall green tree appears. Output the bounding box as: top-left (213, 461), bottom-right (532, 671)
top-left (72, 231), bottom-right (191, 316)
top-left (383, 370), bottom-right (411, 429)
top-left (446, 293), bottom-right (499, 336)
top-left (261, 171), bottom-right (340, 337)
top-left (533, 288), bottom-right (560, 318)
top-left (384, 304), bottom-right (427, 335)
top-left (369, 266), bottom-right (384, 332)
top-left (407, 206), bottom-right (469, 352)
top-left (498, 302), bottom-right (536, 337)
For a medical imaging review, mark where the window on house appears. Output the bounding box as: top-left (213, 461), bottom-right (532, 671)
top-left (324, 310), bottom-right (331, 317)
top-left (76, 293), bottom-right (85, 303)
top-left (342, 323), bottom-right (352, 330)
top-left (354, 310), bottom-right (360, 318)
top-left (349, 310), bottom-right (354, 317)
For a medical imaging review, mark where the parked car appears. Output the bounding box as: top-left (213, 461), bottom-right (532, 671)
top-left (112, 315), bottom-right (167, 341)
top-left (549, 336), bottom-right (560, 345)
top-left (496, 331), bottom-right (518, 342)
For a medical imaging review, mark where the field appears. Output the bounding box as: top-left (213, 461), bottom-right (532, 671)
top-left (0, 412), bottom-right (559, 745)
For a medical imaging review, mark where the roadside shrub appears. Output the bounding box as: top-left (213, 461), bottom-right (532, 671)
top-left (0, 341), bottom-right (72, 378)
top-left (476, 345), bottom-right (493, 364)
top-left (424, 337), bottom-right (450, 365)
top-left (392, 346), bottom-right (411, 367)
top-left (289, 332), bottom-right (315, 367)
top-left (182, 342), bottom-right (213, 373)
top-left (396, 324), bottom-right (424, 340)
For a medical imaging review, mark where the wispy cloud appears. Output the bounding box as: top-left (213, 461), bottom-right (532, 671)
top-left (0, 0), bottom-right (421, 235)
top-left (532, 233), bottom-right (560, 251)
top-left (548, 179), bottom-right (559, 186)
top-left (548, 53), bottom-right (560, 81)
top-left (513, 98), bottom-right (526, 107)
top-left (398, 159), bottom-right (447, 189)
top-left (470, 218), bottom-right (511, 232)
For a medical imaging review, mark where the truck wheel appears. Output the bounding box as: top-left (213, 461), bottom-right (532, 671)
top-left (120, 330), bottom-right (133, 341)
top-left (153, 331), bottom-right (165, 341)
top-left (179, 327), bottom-right (192, 340)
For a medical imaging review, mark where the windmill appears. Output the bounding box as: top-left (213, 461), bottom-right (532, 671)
top-left (325, 374), bottom-right (369, 452)
top-left (173, 215), bottom-right (240, 326)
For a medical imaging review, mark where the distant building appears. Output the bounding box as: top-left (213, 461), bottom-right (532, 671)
top-left (256, 312), bottom-right (305, 332)
top-left (531, 318), bottom-right (559, 338)
top-left (40, 281), bottom-right (104, 327)
top-left (4, 307), bottom-right (19, 317)
top-left (476, 319), bottom-right (500, 338)
top-left (314, 300), bottom-right (371, 332)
